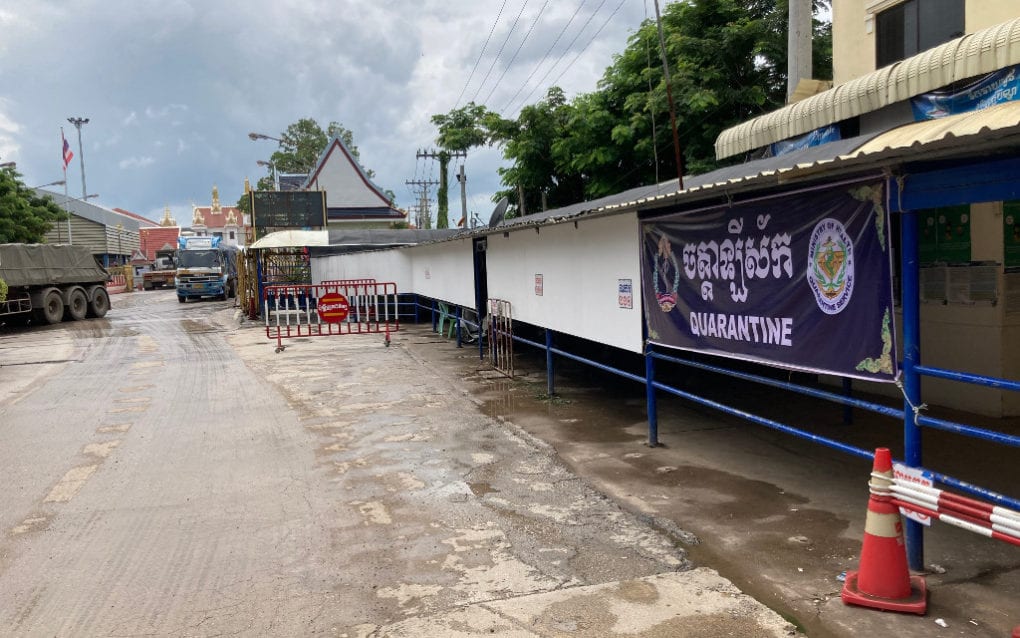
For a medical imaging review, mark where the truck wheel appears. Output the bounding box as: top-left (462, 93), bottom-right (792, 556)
top-left (178, 295), bottom-right (186, 303)
top-left (36, 289), bottom-right (64, 324)
top-left (65, 288), bottom-right (88, 321)
top-left (228, 281), bottom-right (237, 299)
top-left (88, 287), bottom-right (111, 318)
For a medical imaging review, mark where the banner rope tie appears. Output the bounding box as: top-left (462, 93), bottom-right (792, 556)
top-left (895, 378), bottom-right (928, 425)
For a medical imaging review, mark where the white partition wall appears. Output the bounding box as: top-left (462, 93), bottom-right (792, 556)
top-left (409, 238), bottom-right (477, 308)
top-left (313, 249), bottom-right (413, 291)
top-left (485, 213), bottom-right (643, 353)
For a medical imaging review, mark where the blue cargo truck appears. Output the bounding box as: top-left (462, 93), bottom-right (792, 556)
top-left (175, 236), bottom-right (238, 303)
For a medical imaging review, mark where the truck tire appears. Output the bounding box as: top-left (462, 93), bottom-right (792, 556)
top-left (35, 289), bottom-right (64, 324)
top-left (65, 287), bottom-right (88, 321)
top-left (143, 281), bottom-right (153, 290)
top-left (88, 287), bottom-right (111, 318)
top-left (178, 295), bottom-right (186, 303)
top-left (228, 280), bottom-right (236, 299)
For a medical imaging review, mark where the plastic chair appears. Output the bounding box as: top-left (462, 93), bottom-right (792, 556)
top-left (436, 302), bottom-right (455, 337)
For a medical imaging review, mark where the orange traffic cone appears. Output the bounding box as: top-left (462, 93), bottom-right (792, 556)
top-left (841, 447), bottom-right (927, 614)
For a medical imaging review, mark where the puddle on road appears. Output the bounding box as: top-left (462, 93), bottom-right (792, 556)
top-left (178, 319), bottom-right (217, 334)
top-left (468, 482), bottom-right (499, 497)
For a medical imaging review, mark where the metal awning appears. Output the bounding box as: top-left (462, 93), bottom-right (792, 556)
top-left (249, 230), bottom-right (329, 249)
top-left (715, 17), bottom-right (1020, 160)
top-left (600, 100), bottom-right (1020, 216)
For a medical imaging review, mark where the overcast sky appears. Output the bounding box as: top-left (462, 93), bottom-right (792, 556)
top-left (0, 0), bottom-right (648, 224)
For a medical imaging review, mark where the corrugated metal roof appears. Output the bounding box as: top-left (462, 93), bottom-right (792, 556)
top-left (477, 101), bottom-right (1020, 236)
top-left (33, 188), bottom-right (142, 231)
top-left (715, 16), bottom-right (1020, 160)
top-left (846, 99), bottom-right (1020, 159)
top-left (491, 133), bottom-right (877, 231)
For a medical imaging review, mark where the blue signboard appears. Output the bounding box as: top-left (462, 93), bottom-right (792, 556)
top-left (912, 65), bottom-right (1020, 120)
top-left (769, 124), bottom-right (841, 157)
top-left (642, 181), bottom-right (897, 381)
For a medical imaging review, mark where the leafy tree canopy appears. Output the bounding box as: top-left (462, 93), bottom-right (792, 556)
top-left (0, 167), bottom-right (66, 243)
top-left (431, 0), bottom-right (832, 214)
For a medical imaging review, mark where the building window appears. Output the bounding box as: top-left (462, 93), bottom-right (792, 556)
top-left (876, 0), bottom-right (964, 68)
top-left (229, 231), bottom-right (235, 240)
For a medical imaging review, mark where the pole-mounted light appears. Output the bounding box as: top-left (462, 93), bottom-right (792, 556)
top-left (67, 116), bottom-right (90, 199)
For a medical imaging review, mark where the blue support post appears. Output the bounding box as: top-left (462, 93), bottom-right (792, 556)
top-left (431, 299), bottom-right (437, 332)
top-left (456, 307), bottom-right (463, 348)
top-left (546, 329), bottom-right (555, 397)
top-left (414, 294), bottom-right (420, 323)
top-left (256, 258), bottom-right (264, 317)
top-left (842, 377), bottom-right (854, 425)
top-left (900, 208), bottom-right (924, 571)
top-left (645, 344), bottom-right (659, 447)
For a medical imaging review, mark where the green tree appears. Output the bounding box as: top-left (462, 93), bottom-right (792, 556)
top-left (0, 167), bottom-right (66, 243)
top-left (432, 103), bottom-right (490, 152)
top-left (431, 0), bottom-right (832, 210)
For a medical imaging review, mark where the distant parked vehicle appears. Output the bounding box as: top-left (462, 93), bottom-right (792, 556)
top-left (0, 243), bottom-right (111, 326)
top-left (143, 249), bottom-right (177, 290)
top-left (175, 236), bottom-right (238, 303)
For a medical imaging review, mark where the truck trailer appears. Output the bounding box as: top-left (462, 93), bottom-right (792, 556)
top-left (0, 243), bottom-right (111, 326)
top-left (142, 248), bottom-right (177, 290)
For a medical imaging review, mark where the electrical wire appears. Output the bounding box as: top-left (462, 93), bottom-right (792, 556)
top-left (454, 0), bottom-right (509, 109)
top-left (480, 0), bottom-right (551, 106)
top-left (547, 0), bottom-right (627, 90)
top-left (499, 0), bottom-right (587, 116)
top-left (507, 0), bottom-right (608, 114)
top-left (469, 0), bottom-right (531, 105)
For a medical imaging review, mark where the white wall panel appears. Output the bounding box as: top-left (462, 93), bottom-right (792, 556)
top-left (408, 239), bottom-right (477, 308)
top-left (312, 249), bottom-right (413, 291)
top-left (485, 213), bottom-right (643, 353)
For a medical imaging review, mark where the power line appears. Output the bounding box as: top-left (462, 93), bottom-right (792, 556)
top-left (508, 0), bottom-right (608, 114)
top-left (480, 0), bottom-right (552, 106)
top-left (469, 0), bottom-right (530, 105)
top-left (547, 0), bottom-right (627, 90)
top-left (454, 0), bottom-right (510, 109)
top-left (499, 0), bottom-right (588, 116)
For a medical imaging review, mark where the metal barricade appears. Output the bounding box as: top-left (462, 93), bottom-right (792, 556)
top-left (488, 298), bottom-right (513, 378)
top-left (264, 282), bottom-right (399, 352)
top-left (321, 278), bottom-right (376, 285)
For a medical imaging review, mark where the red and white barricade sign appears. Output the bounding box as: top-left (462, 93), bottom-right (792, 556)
top-left (264, 281), bottom-right (399, 352)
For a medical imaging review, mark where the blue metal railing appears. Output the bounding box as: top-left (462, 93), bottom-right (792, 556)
top-left (415, 294), bottom-right (1020, 552)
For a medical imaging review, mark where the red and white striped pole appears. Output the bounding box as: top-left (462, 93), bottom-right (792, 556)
top-left (887, 479), bottom-right (1020, 548)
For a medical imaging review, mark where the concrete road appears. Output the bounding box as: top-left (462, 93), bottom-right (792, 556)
top-left (0, 291), bottom-right (796, 637)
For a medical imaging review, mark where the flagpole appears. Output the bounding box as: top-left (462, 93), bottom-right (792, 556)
top-left (61, 127), bottom-right (73, 245)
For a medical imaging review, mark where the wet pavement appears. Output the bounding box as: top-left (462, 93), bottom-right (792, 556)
top-left (411, 322), bottom-right (1020, 638)
top-left (0, 291), bottom-right (798, 637)
top-left (2, 289), bottom-right (1016, 636)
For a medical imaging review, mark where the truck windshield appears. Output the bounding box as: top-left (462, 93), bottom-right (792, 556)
top-left (178, 250), bottom-right (220, 269)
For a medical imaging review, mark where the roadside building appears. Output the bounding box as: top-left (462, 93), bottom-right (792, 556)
top-left (36, 189), bottom-right (140, 266)
top-left (185, 186), bottom-right (245, 248)
top-left (714, 3), bottom-right (1020, 416)
top-left (301, 136), bottom-right (406, 229)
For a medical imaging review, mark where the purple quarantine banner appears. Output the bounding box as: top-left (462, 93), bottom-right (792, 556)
top-left (642, 181), bottom-right (898, 382)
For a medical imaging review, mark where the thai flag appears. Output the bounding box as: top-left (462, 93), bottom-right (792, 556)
top-left (62, 134), bottom-right (74, 169)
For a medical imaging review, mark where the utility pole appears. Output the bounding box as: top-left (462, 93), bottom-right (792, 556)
top-left (788, 0), bottom-right (813, 100)
top-left (67, 117), bottom-right (90, 199)
top-left (652, 0), bottom-right (684, 190)
top-left (417, 149), bottom-right (466, 228)
top-left (456, 164), bottom-right (467, 227)
top-left (405, 178), bottom-right (439, 229)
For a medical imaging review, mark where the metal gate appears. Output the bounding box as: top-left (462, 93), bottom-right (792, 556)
top-left (264, 281), bottom-right (399, 352)
top-left (488, 298), bottom-right (513, 378)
